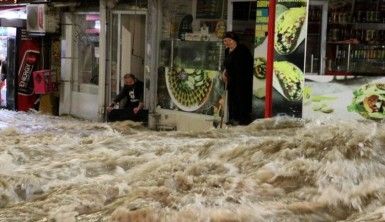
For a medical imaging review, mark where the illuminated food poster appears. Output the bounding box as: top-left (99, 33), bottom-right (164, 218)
top-left (157, 40), bottom-right (225, 116)
top-left (165, 67), bottom-right (216, 112)
top-left (303, 75), bottom-right (385, 121)
top-left (253, 0), bottom-right (308, 118)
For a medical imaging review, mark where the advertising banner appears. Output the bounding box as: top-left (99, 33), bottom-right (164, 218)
top-left (253, 0), bottom-right (308, 118)
top-left (303, 75), bottom-right (385, 122)
top-left (17, 30), bottom-right (40, 111)
top-left (157, 40), bottom-right (225, 118)
top-left (252, 0), bottom-right (269, 118)
top-left (18, 50), bottom-right (39, 95)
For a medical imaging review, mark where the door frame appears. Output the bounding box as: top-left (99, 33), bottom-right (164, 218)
top-left (60, 11), bottom-right (101, 121)
top-left (108, 10), bottom-right (147, 108)
top-left (227, 0), bottom-right (257, 31)
top-left (225, 0), bottom-right (257, 122)
top-left (307, 0), bottom-right (328, 75)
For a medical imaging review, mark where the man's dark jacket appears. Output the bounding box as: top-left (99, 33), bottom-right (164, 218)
top-left (113, 80), bottom-right (144, 108)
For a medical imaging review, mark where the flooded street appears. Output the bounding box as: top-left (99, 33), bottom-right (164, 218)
top-left (1, 109), bottom-right (385, 222)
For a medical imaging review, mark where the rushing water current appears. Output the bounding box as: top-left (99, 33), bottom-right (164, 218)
top-left (1, 110), bottom-right (385, 222)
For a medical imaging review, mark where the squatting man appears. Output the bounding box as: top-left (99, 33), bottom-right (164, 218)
top-left (107, 73), bottom-right (146, 122)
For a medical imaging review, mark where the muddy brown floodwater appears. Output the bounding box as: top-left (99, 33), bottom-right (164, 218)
top-left (1, 109), bottom-right (385, 222)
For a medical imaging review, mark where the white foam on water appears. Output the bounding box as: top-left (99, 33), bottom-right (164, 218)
top-left (0, 109), bottom-right (385, 221)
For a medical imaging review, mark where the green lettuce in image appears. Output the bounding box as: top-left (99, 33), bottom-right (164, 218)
top-left (275, 7), bottom-right (306, 54)
top-left (347, 83), bottom-right (385, 120)
top-left (274, 61), bottom-right (304, 101)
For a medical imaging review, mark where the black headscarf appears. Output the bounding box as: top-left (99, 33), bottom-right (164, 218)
top-left (223, 31), bottom-right (240, 43)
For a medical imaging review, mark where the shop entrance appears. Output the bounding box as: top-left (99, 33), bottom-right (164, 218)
top-left (227, 0), bottom-right (256, 51)
top-left (65, 12), bottom-right (101, 120)
top-left (0, 27), bottom-right (17, 109)
top-left (227, 0), bottom-right (257, 120)
top-left (108, 11), bottom-right (146, 107)
top-left (305, 0), bottom-right (328, 75)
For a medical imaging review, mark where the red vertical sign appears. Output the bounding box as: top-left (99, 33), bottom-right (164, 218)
top-left (265, 0), bottom-right (276, 118)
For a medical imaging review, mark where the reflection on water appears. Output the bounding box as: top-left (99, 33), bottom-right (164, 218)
top-left (1, 109), bottom-right (385, 221)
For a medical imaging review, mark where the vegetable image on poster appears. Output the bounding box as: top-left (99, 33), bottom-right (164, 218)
top-left (348, 83), bottom-right (385, 121)
top-left (273, 61), bottom-right (304, 101)
top-left (253, 39), bottom-right (268, 100)
top-left (303, 76), bottom-right (385, 121)
top-left (254, 57), bottom-right (267, 79)
top-left (252, 0), bottom-right (308, 118)
top-left (275, 7), bottom-right (307, 55)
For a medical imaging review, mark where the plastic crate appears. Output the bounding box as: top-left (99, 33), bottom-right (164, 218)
top-left (33, 70), bottom-right (56, 94)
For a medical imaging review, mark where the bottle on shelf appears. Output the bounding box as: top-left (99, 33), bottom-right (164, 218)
top-left (326, 0), bottom-right (385, 75)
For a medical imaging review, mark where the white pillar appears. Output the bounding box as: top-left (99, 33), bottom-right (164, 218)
top-left (59, 13), bottom-right (74, 116)
top-left (98, 0), bottom-right (107, 121)
top-left (146, 0), bottom-right (161, 129)
top-left (147, 0), bottom-right (159, 112)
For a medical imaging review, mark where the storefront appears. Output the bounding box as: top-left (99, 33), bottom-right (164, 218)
top-left (153, 0), bottom-right (308, 130)
top-left (58, 0), bottom-right (258, 129)
top-left (0, 2), bottom-right (60, 113)
top-left (58, 0), bottom-right (152, 121)
top-left (303, 0), bottom-right (385, 122)
top-left (306, 0), bottom-right (385, 76)
top-left (154, 0), bottom-right (257, 130)
top-left (155, 0), bottom-right (385, 128)
top-left (56, 0), bottom-right (385, 129)
top-left (62, 0), bottom-right (303, 130)
top-left (0, 4), bottom-right (26, 111)
top-left (59, 8), bottom-right (102, 120)
top-left (0, 26), bottom-right (16, 108)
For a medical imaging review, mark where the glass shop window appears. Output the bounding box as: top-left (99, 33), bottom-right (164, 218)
top-left (74, 13), bottom-right (100, 87)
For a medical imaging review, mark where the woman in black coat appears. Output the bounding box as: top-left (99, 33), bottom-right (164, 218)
top-left (222, 32), bottom-right (254, 125)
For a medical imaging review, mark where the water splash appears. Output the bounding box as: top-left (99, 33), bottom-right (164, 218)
top-left (0, 109), bottom-right (385, 221)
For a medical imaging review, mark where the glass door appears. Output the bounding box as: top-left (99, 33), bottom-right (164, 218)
top-left (305, 0), bottom-right (328, 75)
top-left (5, 37), bottom-right (16, 110)
top-left (73, 13), bottom-right (100, 89)
top-left (0, 28), bottom-right (17, 110)
top-left (65, 12), bottom-right (100, 120)
top-left (108, 11), bottom-right (146, 107)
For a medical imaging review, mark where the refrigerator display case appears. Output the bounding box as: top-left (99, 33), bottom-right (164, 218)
top-left (325, 0), bottom-right (385, 75)
top-left (157, 39), bottom-right (224, 114)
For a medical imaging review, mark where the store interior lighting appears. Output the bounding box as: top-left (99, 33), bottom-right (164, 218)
top-left (0, 10), bottom-right (27, 20)
top-left (0, 27), bottom-right (16, 37)
top-left (94, 20), bottom-right (100, 30)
